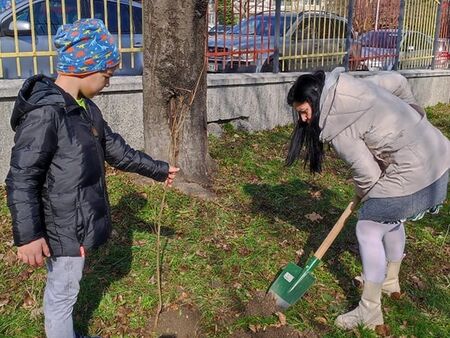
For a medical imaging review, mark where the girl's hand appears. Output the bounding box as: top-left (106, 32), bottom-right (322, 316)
top-left (165, 166), bottom-right (180, 187)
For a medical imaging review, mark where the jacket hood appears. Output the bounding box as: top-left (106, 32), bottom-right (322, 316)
top-left (11, 75), bottom-right (65, 131)
top-left (319, 68), bottom-right (374, 142)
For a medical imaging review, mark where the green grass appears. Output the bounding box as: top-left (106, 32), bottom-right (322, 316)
top-left (0, 105), bottom-right (449, 337)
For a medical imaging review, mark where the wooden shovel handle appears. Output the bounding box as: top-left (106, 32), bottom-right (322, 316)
top-left (314, 195), bottom-right (361, 260)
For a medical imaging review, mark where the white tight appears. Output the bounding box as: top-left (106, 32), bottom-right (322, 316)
top-left (356, 220), bottom-right (406, 283)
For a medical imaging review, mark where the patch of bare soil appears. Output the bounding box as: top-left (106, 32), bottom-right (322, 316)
top-left (244, 291), bottom-right (280, 317)
top-left (147, 305), bottom-right (202, 338)
top-left (231, 327), bottom-right (318, 338)
top-left (233, 292), bottom-right (319, 338)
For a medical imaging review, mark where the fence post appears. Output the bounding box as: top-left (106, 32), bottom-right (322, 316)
top-left (273, 0), bottom-right (282, 73)
top-left (344, 0), bottom-right (355, 72)
top-left (431, 0), bottom-right (444, 70)
top-left (394, 0), bottom-right (406, 71)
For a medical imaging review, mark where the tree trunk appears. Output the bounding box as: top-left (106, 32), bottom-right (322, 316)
top-left (142, 0), bottom-right (210, 186)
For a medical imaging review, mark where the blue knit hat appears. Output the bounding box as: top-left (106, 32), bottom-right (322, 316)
top-left (54, 18), bottom-right (120, 75)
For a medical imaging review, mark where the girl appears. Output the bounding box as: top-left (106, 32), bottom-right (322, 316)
top-left (286, 68), bottom-right (449, 329)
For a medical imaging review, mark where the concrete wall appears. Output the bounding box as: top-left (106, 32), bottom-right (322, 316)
top-left (1, 70), bottom-right (450, 181)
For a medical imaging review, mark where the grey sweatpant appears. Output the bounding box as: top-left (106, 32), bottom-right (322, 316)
top-left (356, 220), bottom-right (406, 283)
top-left (44, 256), bottom-right (85, 338)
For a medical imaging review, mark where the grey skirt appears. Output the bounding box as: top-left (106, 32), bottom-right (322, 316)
top-left (358, 170), bottom-right (449, 223)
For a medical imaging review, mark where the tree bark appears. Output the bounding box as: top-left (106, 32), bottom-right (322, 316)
top-left (143, 0), bottom-right (210, 186)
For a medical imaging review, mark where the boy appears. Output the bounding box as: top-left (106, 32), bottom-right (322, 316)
top-left (5, 18), bottom-right (179, 338)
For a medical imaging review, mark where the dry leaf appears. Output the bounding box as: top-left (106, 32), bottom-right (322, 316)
top-left (305, 212), bottom-right (323, 222)
top-left (310, 191), bottom-right (322, 200)
top-left (375, 324), bottom-right (391, 336)
top-left (22, 295), bottom-right (35, 309)
top-left (133, 239), bottom-right (147, 246)
top-left (280, 240), bottom-right (289, 247)
top-left (314, 316), bottom-right (327, 324)
top-left (249, 324), bottom-right (258, 333)
top-left (238, 247), bottom-right (251, 256)
top-left (390, 291), bottom-right (404, 300)
top-left (0, 297), bottom-right (10, 307)
top-left (179, 292), bottom-right (189, 301)
top-left (4, 251), bottom-right (17, 266)
top-left (233, 282), bottom-right (242, 289)
top-left (295, 249), bottom-right (305, 259)
top-left (168, 303), bottom-right (179, 311)
top-left (30, 306), bottom-right (43, 319)
top-left (353, 275), bottom-right (364, 289)
top-left (195, 250), bottom-right (207, 258)
top-left (275, 311), bottom-right (287, 326)
top-left (410, 275), bottom-right (426, 290)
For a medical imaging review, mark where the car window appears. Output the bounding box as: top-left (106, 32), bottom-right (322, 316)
top-left (132, 4), bottom-right (142, 34)
top-left (8, 0), bottom-right (79, 35)
top-left (326, 18), bottom-right (347, 39)
top-left (294, 16), bottom-right (348, 41)
top-left (90, 0), bottom-right (141, 34)
top-left (232, 16), bottom-right (289, 36)
top-left (361, 31), bottom-right (397, 49)
top-left (402, 32), bottom-right (432, 51)
top-left (15, 7), bottom-right (29, 22)
top-left (294, 17), bottom-right (315, 40)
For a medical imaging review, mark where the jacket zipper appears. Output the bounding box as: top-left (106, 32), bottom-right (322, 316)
top-left (82, 104), bottom-right (112, 240)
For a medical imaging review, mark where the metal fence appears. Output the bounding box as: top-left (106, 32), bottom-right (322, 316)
top-left (0, 0), bottom-right (143, 79)
top-left (0, 0), bottom-right (449, 79)
top-left (207, 0), bottom-right (450, 73)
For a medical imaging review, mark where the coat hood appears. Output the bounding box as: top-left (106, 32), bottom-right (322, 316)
top-left (319, 68), bottom-right (375, 142)
top-left (11, 75), bottom-right (65, 131)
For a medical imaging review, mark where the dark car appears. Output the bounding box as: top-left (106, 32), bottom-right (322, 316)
top-left (0, 0), bottom-right (142, 79)
top-left (207, 11), bottom-right (360, 73)
top-left (359, 29), bottom-right (449, 70)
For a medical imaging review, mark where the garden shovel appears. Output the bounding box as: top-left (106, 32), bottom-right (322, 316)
top-left (268, 196), bottom-right (361, 309)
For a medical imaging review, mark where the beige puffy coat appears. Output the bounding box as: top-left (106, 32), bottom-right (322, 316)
top-left (319, 68), bottom-right (450, 201)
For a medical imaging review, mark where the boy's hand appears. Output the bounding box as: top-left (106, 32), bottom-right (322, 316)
top-left (165, 166), bottom-right (180, 187)
top-left (17, 238), bottom-right (51, 267)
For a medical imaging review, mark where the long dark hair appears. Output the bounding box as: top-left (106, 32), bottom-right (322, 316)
top-left (286, 70), bottom-right (325, 173)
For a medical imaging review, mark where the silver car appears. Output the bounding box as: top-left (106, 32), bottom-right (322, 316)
top-left (0, 0), bottom-right (143, 79)
top-left (207, 11), bottom-right (360, 73)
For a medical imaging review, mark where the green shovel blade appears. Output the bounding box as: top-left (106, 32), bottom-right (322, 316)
top-left (268, 256), bottom-right (321, 309)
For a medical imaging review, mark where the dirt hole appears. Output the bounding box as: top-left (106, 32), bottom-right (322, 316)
top-left (244, 291), bottom-right (280, 317)
top-left (147, 305), bottom-right (201, 338)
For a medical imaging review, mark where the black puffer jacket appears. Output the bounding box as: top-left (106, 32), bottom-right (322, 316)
top-left (6, 75), bottom-right (169, 257)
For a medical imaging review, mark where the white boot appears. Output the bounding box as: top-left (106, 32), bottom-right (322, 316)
top-left (335, 281), bottom-right (384, 329)
top-left (381, 260), bottom-right (402, 296)
top-left (354, 259), bottom-right (403, 297)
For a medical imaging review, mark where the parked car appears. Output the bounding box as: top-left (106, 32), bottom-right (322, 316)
top-left (207, 11), bottom-right (360, 73)
top-left (0, 0), bottom-right (142, 79)
top-left (358, 29), bottom-right (449, 71)
top-left (1, 0), bottom-right (26, 14)
top-left (208, 23), bottom-right (231, 36)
